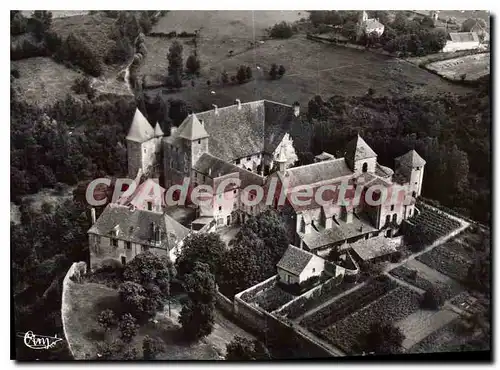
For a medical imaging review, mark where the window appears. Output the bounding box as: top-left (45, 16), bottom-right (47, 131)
top-left (142, 245), bottom-right (149, 252)
top-left (111, 238), bottom-right (118, 247)
top-left (203, 175), bottom-right (206, 182)
top-left (392, 214), bottom-right (397, 223)
top-left (416, 167), bottom-right (420, 170)
top-left (219, 206), bottom-right (222, 211)
top-left (390, 205), bottom-right (395, 211)
top-left (125, 241), bottom-right (131, 250)
top-left (312, 268), bottom-right (316, 273)
top-left (121, 256), bottom-right (127, 265)
top-left (247, 157), bottom-right (251, 161)
top-left (143, 148), bottom-right (146, 153)
top-left (362, 162), bottom-right (368, 173)
top-left (233, 189), bottom-right (237, 194)
top-left (287, 275), bottom-right (291, 283)
top-left (414, 182), bottom-right (418, 185)
top-left (198, 140), bottom-right (201, 144)
top-left (147, 202), bottom-right (152, 211)
top-left (235, 159), bottom-right (240, 165)
top-left (412, 191), bottom-right (416, 197)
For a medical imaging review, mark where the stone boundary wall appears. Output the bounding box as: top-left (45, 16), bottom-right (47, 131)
top-left (306, 33), bottom-right (394, 56)
top-left (61, 261), bottom-right (87, 360)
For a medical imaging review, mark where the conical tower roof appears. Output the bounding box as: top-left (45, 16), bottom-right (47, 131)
top-left (154, 122), bottom-right (164, 137)
top-left (126, 108), bottom-right (155, 143)
top-left (395, 150), bottom-right (426, 167)
top-left (177, 113), bottom-right (209, 141)
top-left (345, 134), bottom-right (377, 162)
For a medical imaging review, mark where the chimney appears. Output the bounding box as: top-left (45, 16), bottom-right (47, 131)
top-left (212, 104), bottom-right (218, 115)
top-left (235, 99), bottom-right (242, 110)
top-left (208, 168), bottom-right (212, 176)
top-left (90, 207), bottom-right (96, 224)
top-left (170, 126), bottom-right (177, 136)
top-left (293, 101), bottom-right (300, 117)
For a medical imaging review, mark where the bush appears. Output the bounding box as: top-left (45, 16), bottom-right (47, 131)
top-left (269, 21), bottom-right (294, 39)
top-left (118, 313), bottom-right (139, 343)
top-left (420, 285), bottom-right (445, 310)
top-left (278, 65), bottom-right (286, 78)
top-left (97, 309), bottom-right (117, 332)
top-left (142, 335), bottom-right (165, 360)
top-left (269, 63), bottom-right (278, 80)
top-left (72, 76), bottom-right (95, 99)
top-left (11, 69), bottom-right (20, 79)
top-left (185, 54), bottom-right (201, 75)
top-left (55, 33), bottom-right (103, 77)
top-left (390, 251), bottom-right (402, 263)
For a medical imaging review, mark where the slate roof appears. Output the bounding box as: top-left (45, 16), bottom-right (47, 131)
top-left (193, 153), bottom-right (265, 189)
top-left (177, 113), bottom-right (209, 141)
top-left (88, 204), bottom-right (190, 249)
top-left (126, 108), bottom-right (155, 143)
top-left (375, 163), bottom-right (394, 178)
top-left (285, 158), bottom-right (353, 188)
top-left (194, 100), bottom-right (299, 161)
top-left (351, 237), bottom-right (399, 261)
top-left (276, 245), bottom-right (316, 276)
top-left (448, 32), bottom-right (479, 43)
top-left (116, 178), bottom-right (166, 208)
top-left (301, 215), bottom-right (377, 250)
top-left (395, 150), bottom-right (426, 167)
top-left (345, 135), bottom-right (377, 162)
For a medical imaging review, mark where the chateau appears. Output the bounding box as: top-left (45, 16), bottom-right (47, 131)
top-left (88, 99), bottom-right (425, 270)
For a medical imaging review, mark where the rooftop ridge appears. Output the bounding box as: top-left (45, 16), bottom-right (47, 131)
top-left (287, 157), bottom-right (346, 173)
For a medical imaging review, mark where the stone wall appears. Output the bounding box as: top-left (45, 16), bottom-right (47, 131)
top-left (61, 261), bottom-right (87, 360)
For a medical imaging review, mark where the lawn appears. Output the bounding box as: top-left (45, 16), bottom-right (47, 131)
top-left (321, 285), bottom-right (422, 353)
top-left (63, 280), bottom-right (254, 360)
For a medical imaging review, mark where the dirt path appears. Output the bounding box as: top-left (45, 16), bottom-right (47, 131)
top-left (385, 273), bottom-right (425, 294)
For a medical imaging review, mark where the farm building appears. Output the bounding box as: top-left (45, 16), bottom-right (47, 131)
top-left (442, 32), bottom-right (481, 52)
top-left (276, 245), bottom-right (326, 284)
top-left (357, 11), bottom-right (385, 38)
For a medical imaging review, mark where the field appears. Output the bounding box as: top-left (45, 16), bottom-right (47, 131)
top-left (143, 11), bottom-right (473, 110)
top-left (320, 285), bottom-right (422, 353)
top-left (426, 53), bottom-right (490, 82)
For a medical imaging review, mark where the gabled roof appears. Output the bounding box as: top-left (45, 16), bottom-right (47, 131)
top-left (363, 18), bottom-right (384, 31)
top-left (194, 100), bottom-right (299, 161)
top-left (116, 178), bottom-right (166, 208)
top-left (177, 113), bottom-right (209, 141)
top-left (193, 153), bottom-right (265, 189)
top-left (126, 108), bottom-right (155, 143)
top-left (315, 152), bottom-right (335, 162)
top-left (448, 32), bottom-right (479, 43)
top-left (345, 135), bottom-right (377, 162)
top-left (285, 158), bottom-right (353, 188)
top-left (395, 150), bottom-right (426, 167)
top-left (88, 204), bottom-right (189, 249)
top-left (276, 245), bottom-right (317, 276)
top-left (154, 122), bottom-right (164, 137)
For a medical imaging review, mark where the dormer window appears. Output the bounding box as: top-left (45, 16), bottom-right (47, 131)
top-left (416, 167), bottom-right (420, 170)
top-left (147, 201), bottom-right (152, 211)
top-left (390, 205), bottom-right (394, 211)
top-left (235, 159), bottom-right (240, 165)
top-left (111, 238), bottom-right (118, 247)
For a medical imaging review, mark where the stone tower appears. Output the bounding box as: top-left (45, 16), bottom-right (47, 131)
top-left (126, 108), bottom-right (163, 179)
top-left (394, 150), bottom-right (426, 198)
top-left (275, 144), bottom-right (288, 173)
top-left (163, 113), bottom-right (209, 188)
top-left (345, 134), bottom-right (378, 176)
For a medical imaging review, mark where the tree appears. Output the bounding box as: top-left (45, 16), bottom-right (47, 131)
top-left (11, 11), bottom-right (27, 36)
top-left (218, 210), bottom-right (289, 297)
top-left (118, 313), bottom-right (139, 343)
top-left (269, 64), bottom-right (278, 80)
top-left (175, 233), bottom-right (225, 279)
top-left (97, 309), bottom-right (117, 332)
top-left (420, 285), bottom-right (445, 310)
top-left (167, 41), bottom-right (183, 88)
top-left (420, 15), bottom-right (435, 28)
top-left (278, 65), bottom-right (286, 78)
top-left (32, 10), bottom-right (52, 40)
top-left (142, 335), bottom-right (165, 360)
top-left (341, 21), bottom-right (358, 41)
top-left (120, 252), bottom-right (176, 320)
top-left (357, 322), bottom-right (405, 354)
top-left (268, 21), bottom-right (294, 39)
top-left (245, 66), bottom-right (253, 80)
top-left (461, 18), bottom-right (487, 32)
top-left (225, 336), bottom-right (271, 360)
top-left (179, 262), bottom-right (216, 341)
top-left (236, 65), bottom-right (248, 84)
top-left (221, 70), bottom-right (229, 84)
top-left (139, 11), bottom-right (153, 34)
top-left (186, 54), bottom-right (201, 75)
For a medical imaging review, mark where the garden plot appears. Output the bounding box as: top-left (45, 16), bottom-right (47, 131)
top-left (416, 241), bottom-right (472, 282)
top-left (321, 285), bottom-right (422, 353)
top-left (426, 53), bottom-right (490, 82)
top-left (395, 308), bottom-right (459, 350)
top-left (300, 277), bottom-right (398, 332)
top-left (251, 284), bottom-right (295, 312)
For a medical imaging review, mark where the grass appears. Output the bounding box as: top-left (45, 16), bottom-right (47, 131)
top-left (11, 57), bottom-right (82, 107)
